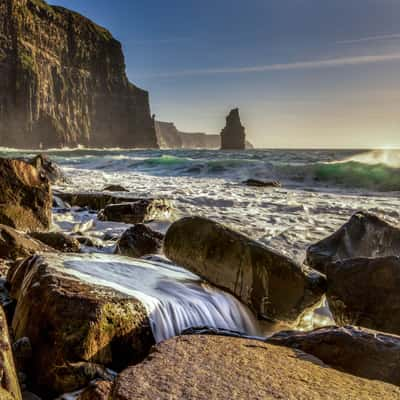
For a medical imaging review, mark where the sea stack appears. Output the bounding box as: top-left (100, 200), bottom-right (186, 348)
top-left (220, 108), bottom-right (246, 150)
top-left (0, 0), bottom-right (158, 149)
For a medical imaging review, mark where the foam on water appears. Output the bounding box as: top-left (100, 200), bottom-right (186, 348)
top-left (52, 253), bottom-right (260, 343)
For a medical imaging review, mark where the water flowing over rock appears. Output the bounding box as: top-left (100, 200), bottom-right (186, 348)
top-left (220, 108), bottom-right (246, 150)
top-left (0, 0), bottom-right (158, 149)
top-left (267, 326), bottom-right (400, 386)
top-left (327, 256), bottom-right (400, 335)
top-left (306, 211), bottom-right (400, 274)
top-left (111, 335), bottom-right (400, 400)
top-left (164, 216), bottom-right (326, 324)
top-left (0, 158), bottom-right (52, 231)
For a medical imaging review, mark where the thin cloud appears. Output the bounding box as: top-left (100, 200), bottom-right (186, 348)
top-left (337, 33), bottom-right (400, 44)
top-left (142, 53), bottom-right (400, 78)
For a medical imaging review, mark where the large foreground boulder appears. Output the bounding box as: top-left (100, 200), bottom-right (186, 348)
top-left (327, 256), bottom-right (400, 335)
top-left (267, 326), bottom-right (400, 386)
top-left (0, 306), bottom-right (22, 400)
top-left (8, 254), bottom-right (154, 397)
top-left (98, 200), bottom-right (172, 224)
top-left (111, 335), bottom-right (400, 400)
top-left (115, 225), bottom-right (164, 258)
top-left (164, 217), bottom-right (326, 323)
top-left (306, 212), bottom-right (400, 274)
top-left (0, 158), bottom-right (52, 231)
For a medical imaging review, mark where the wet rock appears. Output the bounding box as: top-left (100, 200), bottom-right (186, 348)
top-left (98, 200), bottom-right (172, 224)
top-left (164, 217), bottom-right (326, 324)
top-left (12, 337), bottom-right (32, 375)
top-left (267, 326), bottom-right (400, 386)
top-left (306, 211), bottom-right (400, 274)
top-left (327, 256), bottom-right (400, 335)
top-left (220, 108), bottom-right (246, 150)
top-left (75, 236), bottom-right (99, 248)
top-left (22, 393), bottom-right (42, 400)
top-left (111, 335), bottom-right (400, 400)
top-left (77, 380), bottom-right (113, 400)
top-left (102, 185), bottom-right (128, 192)
top-left (29, 232), bottom-right (81, 253)
top-left (29, 155), bottom-right (66, 184)
top-left (0, 225), bottom-right (52, 260)
top-left (8, 254), bottom-right (154, 397)
top-left (115, 225), bottom-right (164, 258)
top-left (0, 158), bottom-right (52, 232)
top-left (0, 305), bottom-right (23, 400)
top-left (243, 179), bottom-right (281, 188)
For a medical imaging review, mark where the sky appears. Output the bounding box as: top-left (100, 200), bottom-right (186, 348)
top-left (49, 0), bottom-right (400, 148)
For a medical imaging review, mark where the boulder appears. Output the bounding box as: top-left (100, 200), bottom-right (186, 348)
top-left (164, 217), bottom-right (326, 323)
top-left (8, 254), bottom-right (154, 397)
top-left (115, 225), bottom-right (164, 258)
top-left (77, 380), bottom-right (113, 400)
top-left (98, 200), bottom-right (172, 224)
top-left (306, 212), bottom-right (400, 274)
top-left (111, 335), bottom-right (400, 400)
top-left (0, 305), bottom-right (23, 400)
top-left (327, 256), bottom-right (400, 335)
top-left (102, 185), bottom-right (128, 192)
top-left (0, 158), bottom-right (52, 231)
top-left (29, 232), bottom-right (81, 253)
top-left (267, 326), bottom-right (400, 386)
top-left (243, 179), bottom-right (281, 188)
top-left (29, 154), bottom-right (66, 184)
top-left (0, 224), bottom-right (52, 260)
top-left (220, 108), bottom-right (246, 150)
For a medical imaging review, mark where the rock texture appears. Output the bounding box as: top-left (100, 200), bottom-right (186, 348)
top-left (327, 256), bottom-right (400, 335)
top-left (164, 217), bottom-right (326, 323)
top-left (29, 154), bottom-right (66, 184)
top-left (0, 158), bottom-right (52, 231)
top-left (77, 380), bottom-right (113, 400)
top-left (306, 211), bottom-right (400, 274)
top-left (29, 231), bottom-right (80, 252)
top-left (111, 335), bottom-right (400, 400)
top-left (0, 0), bottom-right (158, 149)
top-left (8, 254), bottom-right (154, 397)
top-left (220, 108), bottom-right (246, 150)
top-left (267, 326), bottom-right (400, 386)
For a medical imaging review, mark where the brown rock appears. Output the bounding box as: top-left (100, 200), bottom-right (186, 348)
top-left (327, 256), bottom-right (400, 335)
top-left (29, 154), bottom-right (66, 184)
top-left (8, 254), bottom-right (154, 397)
top-left (111, 335), bottom-right (400, 400)
top-left (220, 108), bottom-right (246, 150)
top-left (77, 380), bottom-right (113, 400)
top-left (164, 217), bottom-right (326, 323)
top-left (306, 211), bottom-right (400, 274)
top-left (29, 232), bottom-right (81, 253)
top-left (115, 225), bottom-right (164, 258)
top-left (98, 200), bottom-right (172, 224)
top-left (102, 185), bottom-right (128, 192)
top-left (243, 179), bottom-right (281, 188)
top-left (267, 325), bottom-right (400, 386)
top-left (0, 158), bottom-right (52, 231)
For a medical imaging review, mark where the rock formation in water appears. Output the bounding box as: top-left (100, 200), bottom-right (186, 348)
top-left (220, 108), bottom-right (246, 150)
top-left (0, 0), bottom-right (158, 149)
top-left (155, 120), bottom-right (254, 149)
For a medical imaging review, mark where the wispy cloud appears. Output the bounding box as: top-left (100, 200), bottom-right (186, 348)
top-left (337, 33), bottom-right (400, 44)
top-left (142, 52), bottom-right (400, 78)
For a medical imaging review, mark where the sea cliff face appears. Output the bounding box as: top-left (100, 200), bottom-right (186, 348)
top-left (0, 0), bottom-right (158, 148)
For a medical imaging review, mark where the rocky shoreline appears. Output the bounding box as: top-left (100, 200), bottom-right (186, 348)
top-left (0, 155), bottom-right (399, 399)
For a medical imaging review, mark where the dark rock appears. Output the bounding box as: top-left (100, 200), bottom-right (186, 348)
top-left (22, 392), bottom-right (42, 400)
top-left (75, 236), bottom-right (99, 248)
top-left (0, 158), bottom-right (52, 232)
top-left (77, 380), bottom-right (113, 400)
top-left (306, 211), bottom-right (400, 274)
top-left (243, 179), bottom-right (281, 188)
top-left (220, 108), bottom-right (246, 150)
top-left (29, 154), bottom-right (66, 184)
top-left (0, 0), bottom-right (158, 149)
top-left (267, 326), bottom-right (400, 386)
top-left (0, 224), bottom-right (52, 260)
top-left (327, 256), bottom-right (400, 335)
top-left (98, 200), bottom-right (172, 224)
top-left (12, 337), bottom-right (32, 375)
top-left (102, 185), bottom-right (129, 192)
top-left (29, 232), bottom-right (81, 253)
top-left (111, 335), bottom-right (400, 400)
top-left (164, 217), bottom-right (326, 323)
top-left (8, 254), bottom-right (154, 397)
top-left (115, 225), bottom-right (164, 258)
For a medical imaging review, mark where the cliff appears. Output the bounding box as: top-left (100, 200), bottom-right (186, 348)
top-left (155, 121), bottom-right (253, 149)
top-left (0, 0), bottom-right (158, 148)
top-left (220, 108), bottom-right (246, 150)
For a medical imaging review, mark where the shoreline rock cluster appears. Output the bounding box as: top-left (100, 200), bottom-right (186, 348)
top-left (0, 155), bottom-right (398, 399)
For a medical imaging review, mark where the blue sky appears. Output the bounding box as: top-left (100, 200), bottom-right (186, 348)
top-left (49, 0), bottom-right (400, 148)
